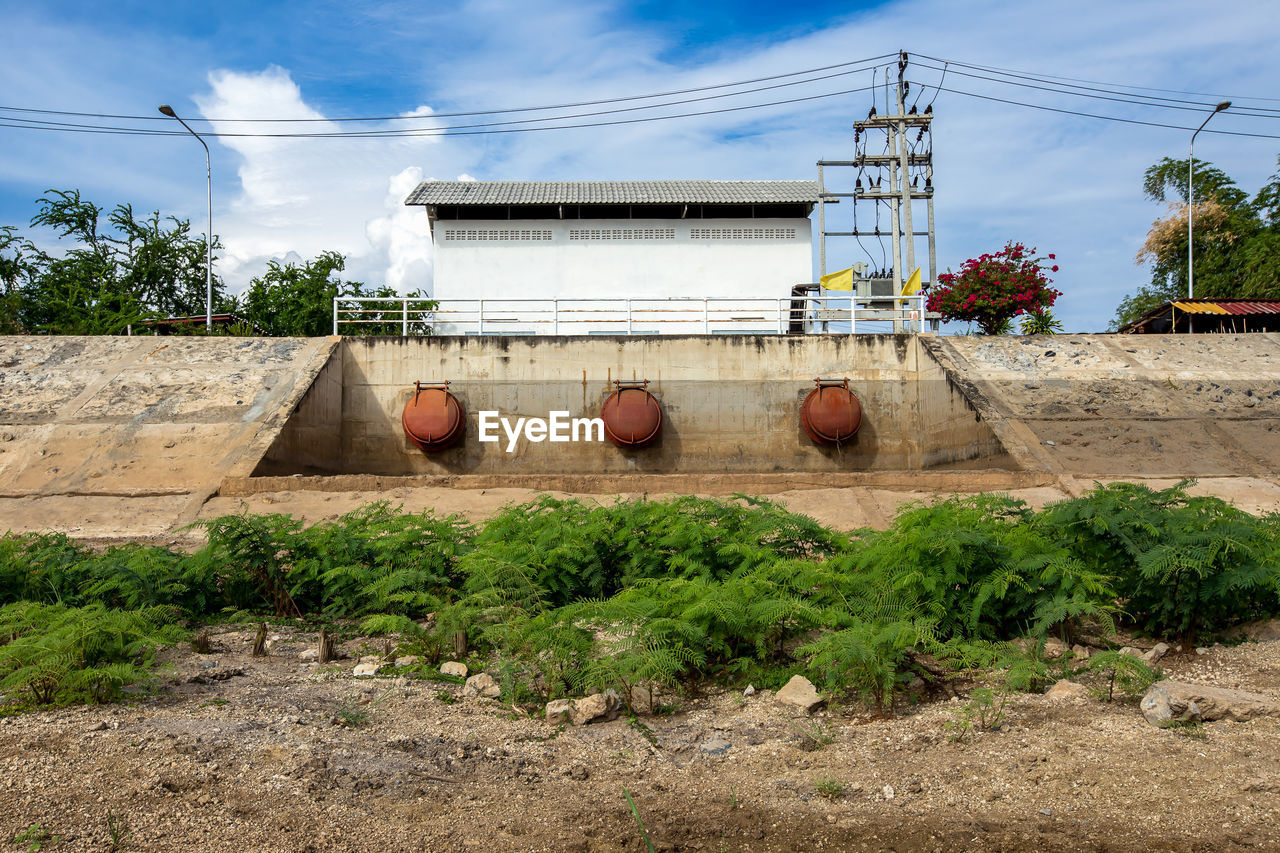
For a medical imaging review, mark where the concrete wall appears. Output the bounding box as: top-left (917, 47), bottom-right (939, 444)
top-left (257, 334), bottom-right (1008, 476)
top-left (433, 218), bottom-right (812, 309)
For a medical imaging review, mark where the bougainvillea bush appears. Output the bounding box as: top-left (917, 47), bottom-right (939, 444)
top-left (926, 242), bottom-right (1062, 334)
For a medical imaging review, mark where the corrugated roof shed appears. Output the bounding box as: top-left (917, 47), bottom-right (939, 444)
top-left (1121, 299), bottom-right (1280, 333)
top-left (405, 180), bottom-right (820, 206)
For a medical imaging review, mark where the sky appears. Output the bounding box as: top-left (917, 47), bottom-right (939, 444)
top-left (2, 0), bottom-right (1279, 332)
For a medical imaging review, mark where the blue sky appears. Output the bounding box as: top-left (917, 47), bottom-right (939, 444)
top-left (3, 0), bottom-right (1279, 331)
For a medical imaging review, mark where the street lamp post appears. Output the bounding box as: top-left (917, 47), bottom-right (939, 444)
top-left (1188, 100), bottom-right (1230, 300)
top-left (158, 104), bottom-right (213, 331)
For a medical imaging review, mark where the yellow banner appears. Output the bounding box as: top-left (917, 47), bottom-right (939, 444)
top-left (820, 267), bottom-right (854, 291)
top-left (901, 267), bottom-right (922, 296)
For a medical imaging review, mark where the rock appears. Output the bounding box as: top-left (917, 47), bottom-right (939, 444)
top-left (394, 656), bottom-right (420, 667)
top-left (628, 685), bottom-right (655, 715)
top-left (1222, 619), bottom-right (1280, 643)
top-left (440, 661), bottom-right (468, 678)
top-left (700, 737), bottom-right (732, 757)
top-left (775, 675), bottom-right (823, 712)
top-left (352, 662), bottom-right (380, 677)
top-left (1140, 680), bottom-right (1280, 726)
top-left (463, 673), bottom-right (500, 699)
top-left (882, 785), bottom-right (895, 800)
top-left (1043, 679), bottom-right (1091, 701)
top-left (298, 649), bottom-right (319, 662)
top-left (743, 684), bottom-right (756, 697)
top-left (1142, 642), bottom-right (1171, 665)
top-left (1195, 647), bottom-right (1210, 656)
top-left (545, 699), bottom-right (574, 724)
top-left (1043, 638), bottom-right (1067, 659)
top-left (1070, 644), bottom-right (1090, 660)
top-left (544, 693), bottom-right (621, 725)
top-left (1242, 778), bottom-right (1280, 794)
top-left (1119, 646), bottom-right (1142, 659)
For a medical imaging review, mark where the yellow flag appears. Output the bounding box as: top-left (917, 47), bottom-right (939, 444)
top-left (820, 267), bottom-right (854, 291)
top-left (901, 267), bottom-right (922, 296)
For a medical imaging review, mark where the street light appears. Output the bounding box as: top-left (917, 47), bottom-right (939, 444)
top-left (158, 104), bottom-right (213, 331)
top-left (1188, 100), bottom-right (1230, 299)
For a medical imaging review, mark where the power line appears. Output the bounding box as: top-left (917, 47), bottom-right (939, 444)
top-left (911, 58), bottom-right (1280, 119)
top-left (933, 84), bottom-right (1280, 140)
top-left (0, 53), bottom-right (898, 124)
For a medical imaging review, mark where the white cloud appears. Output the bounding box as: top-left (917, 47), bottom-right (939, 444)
top-left (193, 67), bottom-right (462, 294)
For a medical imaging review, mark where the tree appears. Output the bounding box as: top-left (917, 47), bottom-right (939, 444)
top-left (1112, 155), bottom-right (1280, 329)
top-left (924, 242), bottom-right (1061, 335)
top-left (9, 189), bottom-right (228, 335)
top-left (236, 251), bottom-right (432, 337)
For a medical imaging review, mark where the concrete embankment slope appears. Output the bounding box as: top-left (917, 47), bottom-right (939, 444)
top-left (0, 336), bottom-right (337, 538)
top-left (925, 333), bottom-right (1280, 509)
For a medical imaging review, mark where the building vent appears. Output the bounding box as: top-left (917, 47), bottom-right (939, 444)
top-left (442, 229), bottom-right (553, 241)
top-left (568, 228), bottom-right (676, 241)
top-left (689, 227), bottom-right (797, 240)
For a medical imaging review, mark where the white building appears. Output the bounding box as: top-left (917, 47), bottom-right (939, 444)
top-left (403, 180), bottom-right (818, 334)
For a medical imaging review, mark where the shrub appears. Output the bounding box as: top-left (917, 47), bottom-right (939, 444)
top-left (925, 241), bottom-right (1061, 334)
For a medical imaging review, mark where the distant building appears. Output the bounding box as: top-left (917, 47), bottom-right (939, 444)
top-left (1119, 299), bottom-right (1280, 334)
top-left (403, 180), bottom-right (818, 334)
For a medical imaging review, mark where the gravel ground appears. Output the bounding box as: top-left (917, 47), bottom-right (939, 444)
top-left (2, 627), bottom-right (1280, 852)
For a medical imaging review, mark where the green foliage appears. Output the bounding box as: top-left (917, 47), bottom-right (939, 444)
top-left (0, 602), bottom-right (183, 706)
top-left (1114, 155), bottom-right (1280, 329)
top-left (1020, 309), bottom-right (1063, 335)
top-left (237, 250), bottom-right (434, 336)
top-left (814, 776), bottom-right (845, 799)
top-left (944, 686), bottom-right (1008, 743)
top-left (12, 824), bottom-right (56, 852)
top-left (623, 788), bottom-right (656, 853)
top-left (1084, 651), bottom-right (1159, 701)
top-left (925, 242), bottom-right (1061, 334)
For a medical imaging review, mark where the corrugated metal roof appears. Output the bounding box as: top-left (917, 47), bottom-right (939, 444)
top-left (405, 180), bottom-right (820, 206)
top-left (1172, 299), bottom-right (1280, 316)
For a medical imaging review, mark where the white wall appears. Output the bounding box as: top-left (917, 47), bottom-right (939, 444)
top-left (433, 217), bottom-right (812, 302)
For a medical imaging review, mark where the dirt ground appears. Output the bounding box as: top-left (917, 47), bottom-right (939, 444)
top-left (2, 623), bottom-right (1279, 853)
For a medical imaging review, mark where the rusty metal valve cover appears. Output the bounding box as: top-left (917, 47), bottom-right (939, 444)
top-left (801, 378), bottom-right (862, 445)
top-left (601, 380), bottom-right (663, 448)
top-left (402, 381), bottom-right (465, 451)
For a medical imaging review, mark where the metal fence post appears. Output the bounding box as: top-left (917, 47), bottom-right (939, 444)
top-left (477, 299), bottom-right (484, 336)
top-left (627, 299), bottom-right (633, 335)
top-left (333, 298), bottom-right (339, 336)
top-left (402, 297), bottom-right (409, 337)
top-left (553, 299), bottom-right (559, 336)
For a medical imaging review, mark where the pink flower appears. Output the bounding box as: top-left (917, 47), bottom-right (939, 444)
top-left (1051, 265), bottom-right (1059, 272)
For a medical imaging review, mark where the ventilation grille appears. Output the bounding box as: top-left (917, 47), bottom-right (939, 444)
top-left (568, 228), bottom-right (676, 241)
top-left (689, 227), bottom-right (797, 240)
top-left (442, 229), bottom-right (553, 241)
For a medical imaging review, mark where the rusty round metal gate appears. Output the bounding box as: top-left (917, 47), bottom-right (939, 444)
top-left (402, 381), bottom-right (465, 451)
top-left (800, 378), bottom-right (862, 445)
top-left (601, 380), bottom-right (663, 448)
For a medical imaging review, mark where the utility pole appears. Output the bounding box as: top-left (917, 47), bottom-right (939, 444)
top-left (817, 51), bottom-right (936, 319)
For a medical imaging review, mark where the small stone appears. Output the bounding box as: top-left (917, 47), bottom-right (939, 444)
top-left (1039, 809), bottom-right (1052, 816)
top-left (775, 675), bottom-right (823, 712)
top-left (463, 672), bottom-right (500, 699)
top-left (352, 662), bottom-right (380, 677)
top-left (628, 685), bottom-right (655, 715)
top-left (1044, 440), bottom-right (1056, 447)
top-left (394, 656), bottom-right (420, 667)
top-left (1044, 679), bottom-right (1091, 701)
top-left (743, 684), bottom-right (756, 697)
top-left (569, 692), bottom-right (621, 725)
top-left (1070, 644), bottom-right (1090, 660)
top-left (700, 737), bottom-right (732, 757)
top-left (882, 785), bottom-right (895, 800)
top-left (1043, 638), bottom-right (1067, 659)
top-left (440, 661), bottom-right (468, 678)
top-left (298, 649), bottom-right (319, 662)
top-left (1196, 647), bottom-right (1210, 656)
top-left (1142, 642), bottom-right (1171, 665)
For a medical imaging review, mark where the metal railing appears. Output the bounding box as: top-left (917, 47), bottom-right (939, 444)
top-left (333, 294), bottom-right (935, 336)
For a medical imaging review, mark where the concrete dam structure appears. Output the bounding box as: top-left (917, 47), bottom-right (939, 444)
top-left (3, 332), bottom-right (1280, 538)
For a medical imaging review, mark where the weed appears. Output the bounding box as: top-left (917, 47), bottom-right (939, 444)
top-left (1085, 651), bottom-right (1159, 701)
top-left (199, 698), bottom-right (229, 708)
top-left (623, 788), bottom-right (656, 853)
top-left (1159, 719), bottom-right (1208, 740)
top-left (12, 824), bottom-right (55, 852)
top-left (815, 777), bottom-right (845, 799)
top-left (729, 786), bottom-right (740, 809)
top-left (434, 689), bottom-right (456, 705)
top-left (627, 714), bottom-right (658, 747)
top-left (334, 702), bottom-right (370, 728)
top-left (792, 719), bottom-right (836, 751)
top-left (945, 687), bottom-right (1008, 743)
top-left (105, 808), bottom-right (131, 852)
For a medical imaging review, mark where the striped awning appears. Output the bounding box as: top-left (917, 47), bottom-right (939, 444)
top-left (1171, 300), bottom-right (1280, 315)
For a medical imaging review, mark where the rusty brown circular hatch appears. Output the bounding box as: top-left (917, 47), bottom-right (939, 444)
top-left (402, 381), bottom-right (465, 451)
top-left (601, 380), bottom-right (663, 448)
top-left (801, 378), bottom-right (862, 445)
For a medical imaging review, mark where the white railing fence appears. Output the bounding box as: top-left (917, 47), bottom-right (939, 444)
top-left (333, 295), bottom-right (936, 336)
